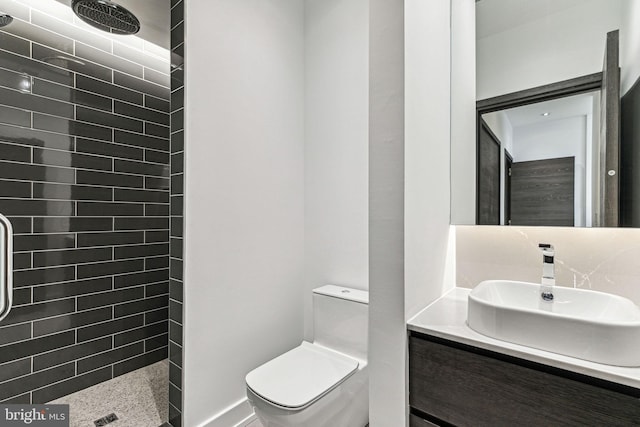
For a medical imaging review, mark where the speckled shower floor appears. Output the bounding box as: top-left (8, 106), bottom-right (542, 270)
top-left (48, 360), bottom-right (168, 427)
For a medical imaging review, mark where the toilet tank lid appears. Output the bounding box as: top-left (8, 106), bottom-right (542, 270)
top-left (245, 342), bottom-right (359, 410)
top-left (312, 285), bottom-right (368, 304)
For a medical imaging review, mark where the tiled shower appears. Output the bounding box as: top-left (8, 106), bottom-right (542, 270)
top-left (0, 1), bottom-right (183, 425)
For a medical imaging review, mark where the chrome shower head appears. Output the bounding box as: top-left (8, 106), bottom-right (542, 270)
top-left (0, 14), bottom-right (13, 27)
top-left (72, 0), bottom-right (140, 35)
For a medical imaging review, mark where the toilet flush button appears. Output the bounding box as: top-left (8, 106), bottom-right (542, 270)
top-left (341, 290), bottom-right (350, 294)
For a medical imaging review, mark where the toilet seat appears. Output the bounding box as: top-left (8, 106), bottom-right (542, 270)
top-left (245, 342), bottom-right (359, 410)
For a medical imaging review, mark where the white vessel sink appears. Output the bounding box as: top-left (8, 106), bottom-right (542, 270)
top-left (467, 280), bottom-right (640, 367)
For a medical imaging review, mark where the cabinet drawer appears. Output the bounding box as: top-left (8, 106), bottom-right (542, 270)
top-left (409, 334), bottom-right (640, 426)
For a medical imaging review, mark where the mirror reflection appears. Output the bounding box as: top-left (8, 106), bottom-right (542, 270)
top-left (479, 91), bottom-right (601, 227)
top-left (451, 0), bottom-right (640, 228)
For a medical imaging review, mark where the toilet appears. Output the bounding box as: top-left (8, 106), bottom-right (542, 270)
top-left (245, 285), bottom-right (369, 427)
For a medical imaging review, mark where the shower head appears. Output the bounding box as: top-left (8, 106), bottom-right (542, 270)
top-left (0, 14), bottom-right (13, 27)
top-left (71, 0), bottom-right (140, 35)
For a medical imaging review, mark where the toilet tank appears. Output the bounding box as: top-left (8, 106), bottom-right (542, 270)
top-left (312, 285), bottom-right (368, 361)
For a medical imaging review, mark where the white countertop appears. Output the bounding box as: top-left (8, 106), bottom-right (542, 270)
top-left (407, 287), bottom-right (640, 391)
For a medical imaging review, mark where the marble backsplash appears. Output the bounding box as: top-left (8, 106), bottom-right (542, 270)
top-left (456, 225), bottom-right (640, 305)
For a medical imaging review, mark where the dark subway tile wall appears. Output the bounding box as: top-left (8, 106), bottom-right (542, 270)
top-left (0, 3), bottom-right (170, 404)
top-left (169, 1), bottom-right (184, 426)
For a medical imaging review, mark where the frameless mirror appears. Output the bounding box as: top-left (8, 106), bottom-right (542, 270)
top-left (451, 0), bottom-right (640, 227)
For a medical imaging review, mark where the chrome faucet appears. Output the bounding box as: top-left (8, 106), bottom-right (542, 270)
top-left (538, 243), bottom-right (555, 302)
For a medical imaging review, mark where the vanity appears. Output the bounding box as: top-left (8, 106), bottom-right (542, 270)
top-left (407, 289), bottom-right (640, 427)
top-left (409, 0), bottom-right (640, 424)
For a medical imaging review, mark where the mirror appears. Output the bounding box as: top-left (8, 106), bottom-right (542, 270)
top-left (451, 0), bottom-right (640, 227)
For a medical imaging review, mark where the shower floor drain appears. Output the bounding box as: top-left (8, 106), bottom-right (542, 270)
top-left (94, 413), bottom-right (118, 426)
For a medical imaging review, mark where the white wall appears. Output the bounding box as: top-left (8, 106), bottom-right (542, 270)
top-left (477, 0), bottom-right (624, 99)
top-left (183, 2), bottom-right (305, 426)
top-left (180, 1), bottom-right (464, 426)
top-left (369, 0), bottom-right (455, 425)
top-left (513, 117), bottom-right (586, 162)
top-left (368, 0), bottom-right (406, 424)
top-left (450, 0), bottom-right (477, 226)
top-left (304, 0), bottom-right (369, 341)
top-left (621, 0), bottom-right (640, 94)
top-left (405, 1), bottom-right (455, 321)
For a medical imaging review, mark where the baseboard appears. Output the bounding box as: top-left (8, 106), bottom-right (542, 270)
top-left (197, 398), bottom-right (256, 427)
top-left (235, 411), bottom-right (257, 427)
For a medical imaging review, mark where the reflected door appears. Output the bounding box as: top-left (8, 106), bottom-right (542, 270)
top-left (510, 157), bottom-right (575, 226)
top-left (600, 30), bottom-right (621, 227)
top-left (477, 120), bottom-right (501, 224)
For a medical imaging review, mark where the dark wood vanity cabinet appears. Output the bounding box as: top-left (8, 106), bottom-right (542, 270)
top-left (408, 332), bottom-right (640, 427)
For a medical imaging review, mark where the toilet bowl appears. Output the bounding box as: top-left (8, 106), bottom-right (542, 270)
top-left (245, 285), bottom-right (369, 427)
